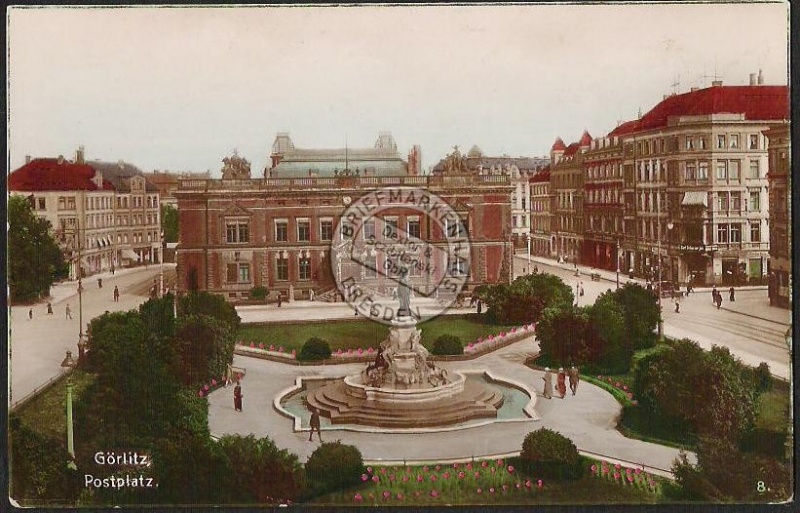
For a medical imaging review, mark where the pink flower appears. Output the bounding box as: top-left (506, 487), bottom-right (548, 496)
top-left (502, 484), bottom-right (508, 491)
top-left (278, 346), bottom-right (284, 352)
top-left (435, 464), bottom-right (441, 471)
top-left (211, 378), bottom-right (217, 386)
top-left (443, 471), bottom-right (450, 479)
top-left (347, 348), bottom-right (353, 354)
top-left (371, 475), bottom-right (379, 483)
top-left (590, 464), bottom-right (597, 473)
top-left (500, 332), bottom-right (506, 337)
top-left (382, 491), bottom-right (390, 499)
top-left (615, 463), bottom-right (621, 469)
top-left (366, 466), bottom-right (373, 473)
top-left (625, 467), bottom-right (632, 474)
top-left (367, 347), bottom-right (374, 353)
top-left (614, 472), bottom-right (621, 480)
top-left (476, 488), bottom-right (482, 494)
top-left (466, 462), bottom-right (473, 469)
top-left (603, 467), bottom-right (609, 474)
top-left (452, 462), bottom-right (460, 468)
top-left (622, 385), bottom-right (629, 391)
top-left (423, 466), bottom-right (429, 472)
top-left (496, 459), bottom-right (503, 466)
top-left (402, 475), bottom-right (409, 482)
top-left (430, 475), bottom-right (437, 482)
top-left (389, 474), bottom-right (395, 482)
top-left (511, 327), bottom-right (517, 333)
top-left (353, 493), bottom-right (362, 502)
top-left (361, 474), bottom-right (368, 482)
top-left (430, 490), bottom-right (439, 499)
top-left (474, 472), bottom-right (481, 478)
top-left (203, 384), bottom-right (209, 391)
top-left (488, 335), bottom-right (494, 341)
top-left (291, 349), bottom-right (296, 356)
top-left (417, 475), bottom-right (423, 482)
top-left (198, 390), bottom-right (204, 397)
top-left (481, 461), bottom-right (488, 468)
top-left (269, 344), bottom-right (275, 351)
top-left (336, 349), bottom-right (342, 355)
top-left (250, 342), bottom-right (255, 348)
top-left (380, 467), bottom-right (386, 474)
top-left (396, 493), bottom-right (404, 500)
top-left (516, 483), bottom-right (522, 489)
top-left (627, 475), bottom-right (634, 483)
top-left (490, 467), bottom-right (496, 474)
top-left (458, 471), bottom-right (466, 479)
top-left (489, 487), bottom-right (495, 494)
top-left (627, 392), bottom-right (634, 399)
top-left (537, 479), bottom-right (543, 488)
top-left (615, 381), bottom-right (621, 387)
top-left (525, 480), bottom-right (532, 488)
top-left (635, 468), bottom-right (642, 474)
top-left (358, 348), bottom-right (363, 354)
top-left (259, 342), bottom-right (265, 349)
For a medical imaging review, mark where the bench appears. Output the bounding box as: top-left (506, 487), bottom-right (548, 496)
top-left (590, 272), bottom-right (601, 281)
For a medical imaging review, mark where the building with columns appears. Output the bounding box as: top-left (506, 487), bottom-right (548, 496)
top-left (765, 121), bottom-right (791, 308)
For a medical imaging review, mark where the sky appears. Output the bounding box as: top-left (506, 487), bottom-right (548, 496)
top-left (7, 3), bottom-right (790, 176)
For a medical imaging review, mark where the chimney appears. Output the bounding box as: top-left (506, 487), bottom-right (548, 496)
top-left (712, 80), bottom-right (723, 87)
top-left (690, 87), bottom-right (699, 92)
top-left (25, 155), bottom-right (31, 164)
top-left (58, 155), bottom-right (64, 164)
top-left (76, 145), bottom-right (85, 164)
top-left (749, 73), bottom-right (757, 86)
top-left (758, 69), bottom-right (764, 85)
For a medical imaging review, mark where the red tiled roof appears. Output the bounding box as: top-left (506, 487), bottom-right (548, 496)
top-left (579, 130), bottom-right (592, 146)
top-left (529, 167), bottom-right (551, 183)
top-left (608, 119), bottom-right (640, 137)
top-left (563, 142), bottom-right (581, 157)
top-left (8, 158), bottom-right (117, 192)
top-left (638, 85), bottom-right (788, 132)
top-left (551, 137), bottom-right (566, 151)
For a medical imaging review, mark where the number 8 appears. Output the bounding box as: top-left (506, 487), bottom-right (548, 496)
top-left (757, 481), bottom-right (766, 493)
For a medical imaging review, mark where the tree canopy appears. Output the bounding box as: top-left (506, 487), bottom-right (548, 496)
top-left (483, 273), bottom-right (573, 325)
top-left (160, 204), bottom-right (179, 243)
top-left (8, 195), bottom-right (68, 302)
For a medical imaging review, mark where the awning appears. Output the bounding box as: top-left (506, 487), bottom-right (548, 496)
top-left (682, 191), bottom-right (707, 207)
top-left (121, 249), bottom-right (139, 261)
top-left (105, 236), bottom-right (112, 247)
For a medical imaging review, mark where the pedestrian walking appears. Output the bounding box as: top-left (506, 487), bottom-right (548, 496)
top-left (113, 286), bottom-right (120, 302)
top-left (533, 265), bottom-right (539, 274)
top-left (568, 365), bottom-right (579, 395)
top-left (277, 293), bottom-right (282, 307)
top-left (556, 368), bottom-right (567, 399)
top-left (97, 277), bottom-right (103, 289)
top-left (308, 407), bottom-right (323, 442)
top-left (476, 299), bottom-right (483, 314)
top-left (47, 302), bottom-right (53, 315)
top-left (715, 292), bottom-right (723, 310)
top-left (233, 382), bottom-right (243, 412)
top-left (65, 304), bottom-right (72, 319)
top-left (541, 368), bottom-right (553, 399)
top-left (28, 308), bottom-right (33, 320)
top-left (309, 288), bottom-right (315, 301)
top-left (675, 300), bottom-right (680, 313)
top-left (579, 282), bottom-right (584, 297)
top-left (711, 286), bottom-right (718, 304)
top-left (729, 287), bottom-right (735, 302)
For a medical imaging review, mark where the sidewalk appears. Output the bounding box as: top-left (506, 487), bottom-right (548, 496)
top-left (42, 264), bottom-right (176, 306)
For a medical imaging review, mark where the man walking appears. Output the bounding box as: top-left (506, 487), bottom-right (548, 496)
top-left (233, 381), bottom-right (243, 412)
top-left (47, 302), bottom-right (53, 315)
top-left (568, 365), bottom-right (580, 396)
top-left (113, 286), bottom-right (120, 302)
top-left (715, 291), bottom-right (723, 310)
top-left (28, 308), bottom-right (33, 320)
top-left (65, 303), bottom-right (72, 319)
top-left (729, 286), bottom-right (735, 302)
top-left (309, 407), bottom-right (322, 442)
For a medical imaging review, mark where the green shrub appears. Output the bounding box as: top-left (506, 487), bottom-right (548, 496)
top-left (304, 441), bottom-right (363, 498)
top-left (432, 334), bottom-right (463, 355)
top-left (520, 428), bottom-right (582, 480)
top-left (298, 337), bottom-right (332, 362)
top-left (250, 286), bottom-right (269, 300)
top-left (753, 362), bottom-right (773, 394)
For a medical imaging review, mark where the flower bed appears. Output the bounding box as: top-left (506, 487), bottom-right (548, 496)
top-left (236, 340), bottom-right (297, 360)
top-left (585, 375), bottom-right (637, 406)
top-left (346, 459), bottom-right (544, 505)
top-left (196, 376), bottom-right (230, 398)
top-left (463, 324), bottom-right (535, 354)
top-left (588, 460), bottom-right (661, 495)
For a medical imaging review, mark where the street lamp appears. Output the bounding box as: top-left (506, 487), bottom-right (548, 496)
top-left (159, 230), bottom-right (165, 297)
top-left (616, 239), bottom-right (621, 289)
top-left (60, 350), bottom-right (77, 470)
top-left (785, 326), bottom-right (793, 461)
top-left (526, 232), bottom-right (531, 274)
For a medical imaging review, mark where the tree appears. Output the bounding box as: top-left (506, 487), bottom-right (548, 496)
top-left (160, 204), bottom-right (179, 243)
top-left (178, 291), bottom-right (241, 333)
top-left (217, 434), bottom-right (305, 504)
top-left (8, 195), bottom-right (68, 302)
top-left (536, 306), bottom-right (591, 366)
top-left (304, 442), bottom-right (363, 498)
top-left (611, 284), bottom-right (661, 349)
top-left (588, 292), bottom-right (632, 373)
top-left (174, 314), bottom-right (235, 386)
top-left (483, 273), bottom-right (573, 325)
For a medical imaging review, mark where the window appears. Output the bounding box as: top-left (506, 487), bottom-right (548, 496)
top-left (275, 220), bottom-right (288, 242)
top-left (751, 222), bottom-right (761, 242)
top-left (364, 255), bottom-right (377, 278)
top-left (383, 217), bottom-right (398, 239)
top-left (276, 255), bottom-right (289, 280)
top-left (449, 255), bottom-right (467, 277)
top-left (37, 198), bottom-right (46, 210)
top-left (341, 221), bottom-right (353, 239)
top-left (698, 162), bottom-right (709, 180)
top-left (297, 219), bottom-right (310, 242)
top-left (749, 190), bottom-right (760, 211)
top-left (729, 160), bottom-right (740, 180)
top-left (749, 160), bottom-right (760, 179)
top-left (685, 162), bottom-right (696, 180)
top-left (407, 217), bottom-right (421, 239)
top-left (718, 194), bottom-right (729, 211)
top-left (716, 161), bottom-right (728, 180)
top-left (227, 263), bottom-right (237, 283)
top-left (298, 256), bottom-right (311, 280)
top-left (730, 134), bottom-right (739, 149)
top-left (730, 224), bottom-right (740, 243)
top-left (363, 219), bottom-right (376, 240)
top-left (749, 134), bottom-right (759, 150)
top-left (320, 220), bottom-right (333, 241)
top-left (685, 137), bottom-right (694, 150)
top-left (717, 135), bottom-right (726, 149)
top-left (731, 192), bottom-right (741, 211)
top-left (226, 221), bottom-right (249, 243)
top-left (717, 224), bottom-right (728, 243)
top-left (239, 263), bottom-right (251, 283)
top-left (699, 137), bottom-right (707, 149)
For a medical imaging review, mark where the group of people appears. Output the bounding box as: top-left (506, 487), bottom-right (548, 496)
top-left (541, 366), bottom-right (579, 399)
top-left (711, 286), bottom-right (736, 309)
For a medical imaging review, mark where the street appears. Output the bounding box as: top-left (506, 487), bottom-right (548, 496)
top-left (513, 253), bottom-right (791, 380)
top-left (8, 264), bottom-right (175, 407)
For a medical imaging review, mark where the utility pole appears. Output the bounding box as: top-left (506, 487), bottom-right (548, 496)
top-left (656, 159), bottom-right (664, 339)
top-left (159, 230), bottom-right (165, 297)
top-left (616, 239), bottom-right (621, 289)
top-left (76, 219), bottom-right (84, 345)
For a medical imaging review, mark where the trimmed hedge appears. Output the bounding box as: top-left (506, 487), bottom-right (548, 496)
top-left (520, 428), bottom-right (582, 480)
top-left (432, 334), bottom-right (463, 356)
top-left (304, 441), bottom-right (363, 498)
top-left (250, 286), bottom-right (269, 300)
top-left (297, 337), bottom-right (332, 362)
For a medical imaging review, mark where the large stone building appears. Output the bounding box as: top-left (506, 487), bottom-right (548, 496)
top-left (9, 147), bottom-right (162, 279)
top-left (549, 132), bottom-right (591, 263)
top-left (148, 169), bottom-right (212, 207)
top-left (529, 166), bottom-right (554, 258)
top-left (765, 121), bottom-right (791, 308)
top-left (175, 148), bottom-right (514, 301)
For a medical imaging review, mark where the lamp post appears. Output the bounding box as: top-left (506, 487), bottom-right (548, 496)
top-left (785, 327), bottom-right (793, 461)
top-left (159, 230), bottom-right (165, 297)
top-left (616, 239), bottom-right (621, 289)
top-left (60, 350), bottom-right (77, 470)
top-left (526, 232), bottom-right (531, 274)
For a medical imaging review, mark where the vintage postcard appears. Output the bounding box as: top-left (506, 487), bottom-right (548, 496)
top-left (5, 2), bottom-right (793, 509)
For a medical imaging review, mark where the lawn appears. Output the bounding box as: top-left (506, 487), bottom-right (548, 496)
top-left (237, 314), bottom-right (520, 352)
top-left (308, 457), bottom-right (662, 505)
top-left (755, 378), bottom-right (790, 432)
top-left (13, 369), bottom-right (96, 440)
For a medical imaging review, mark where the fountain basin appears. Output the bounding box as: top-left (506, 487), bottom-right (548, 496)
top-left (343, 370), bottom-right (466, 404)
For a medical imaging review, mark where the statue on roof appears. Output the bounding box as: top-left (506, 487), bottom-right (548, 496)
top-left (222, 152), bottom-right (251, 179)
top-left (444, 145), bottom-right (469, 175)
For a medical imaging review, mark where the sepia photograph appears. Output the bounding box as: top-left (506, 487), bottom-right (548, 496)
top-left (5, 2), bottom-right (793, 508)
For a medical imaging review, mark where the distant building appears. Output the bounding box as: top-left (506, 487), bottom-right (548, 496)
top-left (764, 121), bottom-right (791, 308)
top-left (9, 147), bottom-right (162, 278)
top-left (549, 132), bottom-right (591, 263)
top-left (266, 132), bottom-right (414, 178)
top-left (148, 169), bottom-right (211, 207)
top-left (529, 166), bottom-right (554, 258)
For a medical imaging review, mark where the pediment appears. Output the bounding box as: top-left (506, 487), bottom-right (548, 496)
top-left (222, 203), bottom-right (252, 217)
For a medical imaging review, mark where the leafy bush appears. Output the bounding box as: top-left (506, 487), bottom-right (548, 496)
top-left (520, 428), bottom-right (582, 480)
top-left (753, 362), bottom-right (773, 394)
top-left (304, 441), bottom-right (363, 498)
top-left (432, 334), bottom-right (463, 355)
top-left (250, 286), bottom-right (269, 300)
top-left (298, 337), bottom-right (332, 362)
